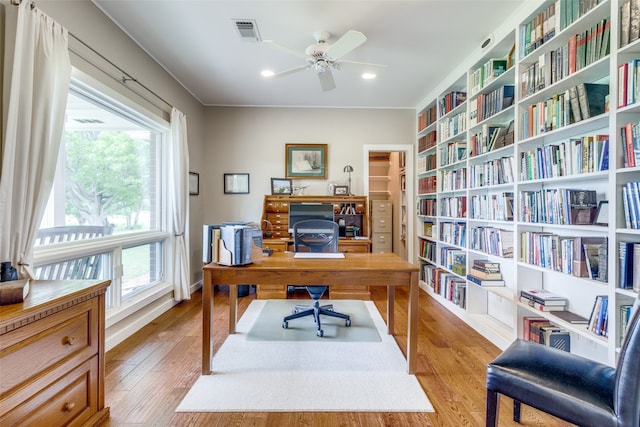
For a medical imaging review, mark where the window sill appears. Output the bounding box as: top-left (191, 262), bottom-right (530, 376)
top-left (106, 281), bottom-right (173, 327)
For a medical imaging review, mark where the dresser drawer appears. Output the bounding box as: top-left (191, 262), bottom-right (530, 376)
top-left (265, 201), bottom-right (289, 213)
top-left (338, 240), bottom-right (370, 253)
top-left (372, 217), bottom-right (392, 232)
top-left (0, 356), bottom-right (98, 427)
top-left (266, 213), bottom-right (288, 225)
top-left (372, 233), bottom-right (392, 252)
top-left (371, 201), bottom-right (392, 215)
top-left (0, 298), bottom-right (98, 396)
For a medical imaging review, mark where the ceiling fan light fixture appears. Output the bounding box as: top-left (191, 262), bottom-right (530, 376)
top-left (362, 72), bottom-right (377, 80)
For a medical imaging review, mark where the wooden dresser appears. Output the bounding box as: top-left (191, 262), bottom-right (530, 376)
top-left (0, 279), bottom-right (110, 426)
top-left (260, 195), bottom-right (371, 299)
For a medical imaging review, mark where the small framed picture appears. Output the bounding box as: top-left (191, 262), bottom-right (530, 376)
top-left (594, 200), bottom-right (609, 226)
top-left (271, 178), bottom-right (292, 195)
top-left (224, 173), bottom-right (250, 194)
top-left (333, 185), bottom-right (349, 196)
top-left (189, 172), bottom-right (199, 196)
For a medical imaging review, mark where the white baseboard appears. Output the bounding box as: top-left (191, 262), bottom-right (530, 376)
top-left (105, 281), bottom-right (202, 352)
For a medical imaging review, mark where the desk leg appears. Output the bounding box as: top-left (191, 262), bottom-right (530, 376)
top-left (386, 285), bottom-right (395, 335)
top-left (229, 285), bottom-right (237, 334)
top-left (202, 269), bottom-right (214, 375)
top-left (407, 271), bottom-right (418, 374)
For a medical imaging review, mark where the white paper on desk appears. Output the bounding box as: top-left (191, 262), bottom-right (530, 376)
top-left (293, 252), bottom-right (345, 259)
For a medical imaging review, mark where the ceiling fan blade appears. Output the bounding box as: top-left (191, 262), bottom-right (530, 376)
top-left (262, 40), bottom-right (308, 59)
top-left (325, 30), bottom-right (367, 60)
top-left (270, 65), bottom-right (310, 78)
top-left (338, 60), bottom-right (387, 69)
top-left (317, 69), bottom-right (336, 91)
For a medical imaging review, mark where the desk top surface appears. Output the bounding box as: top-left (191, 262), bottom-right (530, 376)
top-left (203, 252), bottom-right (418, 272)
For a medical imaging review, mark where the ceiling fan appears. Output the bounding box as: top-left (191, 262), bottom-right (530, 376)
top-left (262, 30), bottom-right (386, 91)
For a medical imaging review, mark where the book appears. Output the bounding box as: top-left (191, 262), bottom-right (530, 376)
top-left (622, 0), bottom-right (632, 48)
top-left (0, 279), bottom-right (30, 305)
top-left (523, 317), bottom-right (546, 341)
top-left (634, 243), bottom-right (640, 292)
top-left (572, 236), bottom-right (607, 278)
top-left (632, 0), bottom-right (640, 43)
top-left (466, 274), bottom-right (505, 287)
top-left (520, 289), bottom-right (568, 306)
top-left (520, 296), bottom-right (567, 312)
top-left (577, 83), bottom-right (609, 119)
top-left (542, 327), bottom-right (571, 352)
top-left (567, 189), bottom-right (597, 225)
top-left (472, 259), bottom-right (501, 271)
top-left (469, 267), bottom-right (503, 280)
top-left (588, 295), bottom-right (608, 336)
top-left (619, 241), bottom-right (635, 289)
top-left (551, 310), bottom-right (589, 324)
top-left (583, 242), bottom-right (602, 280)
top-left (568, 85), bottom-right (582, 122)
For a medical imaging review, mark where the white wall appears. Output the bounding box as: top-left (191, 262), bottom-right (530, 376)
top-left (202, 106), bottom-right (415, 227)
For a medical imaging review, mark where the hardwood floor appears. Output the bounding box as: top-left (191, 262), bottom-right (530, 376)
top-left (101, 286), bottom-right (575, 426)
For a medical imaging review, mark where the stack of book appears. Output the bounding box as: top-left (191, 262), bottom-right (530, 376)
top-left (466, 259), bottom-right (504, 287)
top-left (523, 316), bottom-right (571, 352)
top-left (520, 288), bottom-right (568, 311)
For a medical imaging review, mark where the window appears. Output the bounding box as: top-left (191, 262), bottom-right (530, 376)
top-left (34, 80), bottom-right (170, 309)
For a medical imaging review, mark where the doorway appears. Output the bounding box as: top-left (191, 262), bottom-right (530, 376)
top-left (363, 144), bottom-right (414, 262)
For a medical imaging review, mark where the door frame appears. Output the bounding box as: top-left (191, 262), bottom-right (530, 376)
top-left (363, 144), bottom-right (414, 263)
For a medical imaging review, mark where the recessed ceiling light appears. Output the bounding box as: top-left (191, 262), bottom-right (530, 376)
top-left (261, 70), bottom-right (275, 77)
top-left (362, 73), bottom-right (376, 80)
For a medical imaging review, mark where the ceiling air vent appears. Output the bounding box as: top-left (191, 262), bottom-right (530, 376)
top-left (233, 19), bottom-right (261, 42)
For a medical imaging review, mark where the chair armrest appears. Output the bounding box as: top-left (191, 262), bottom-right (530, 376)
top-left (488, 339), bottom-right (615, 402)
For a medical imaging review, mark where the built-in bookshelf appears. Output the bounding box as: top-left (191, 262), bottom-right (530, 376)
top-left (414, 0), bottom-right (640, 367)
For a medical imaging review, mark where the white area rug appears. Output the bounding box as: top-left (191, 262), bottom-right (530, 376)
top-left (176, 299), bottom-right (433, 412)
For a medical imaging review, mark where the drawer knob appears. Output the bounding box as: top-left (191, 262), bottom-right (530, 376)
top-left (63, 401), bottom-right (76, 412)
top-left (63, 336), bottom-right (76, 346)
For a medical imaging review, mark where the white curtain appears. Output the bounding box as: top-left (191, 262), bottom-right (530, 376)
top-left (169, 108), bottom-right (190, 301)
top-left (0, 3), bottom-right (71, 279)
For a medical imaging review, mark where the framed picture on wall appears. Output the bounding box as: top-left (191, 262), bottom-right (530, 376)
top-left (224, 173), bottom-right (250, 194)
top-left (285, 143), bottom-right (327, 179)
top-left (189, 172), bottom-right (199, 195)
top-left (271, 178), bottom-right (292, 195)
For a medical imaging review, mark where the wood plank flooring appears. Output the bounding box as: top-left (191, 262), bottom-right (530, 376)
top-left (101, 286), bottom-right (575, 426)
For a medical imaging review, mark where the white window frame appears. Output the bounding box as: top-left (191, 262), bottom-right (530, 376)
top-left (33, 70), bottom-right (174, 324)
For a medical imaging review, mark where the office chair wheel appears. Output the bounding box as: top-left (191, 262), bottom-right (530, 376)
top-left (317, 329), bottom-right (324, 337)
top-left (282, 321), bottom-right (289, 329)
top-left (346, 319), bottom-right (351, 327)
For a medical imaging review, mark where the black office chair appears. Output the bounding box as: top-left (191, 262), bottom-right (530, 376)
top-left (282, 219), bottom-right (351, 337)
top-left (485, 299), bottom-right (640, 427)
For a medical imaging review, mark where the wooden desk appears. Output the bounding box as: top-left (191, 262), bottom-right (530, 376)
top-left (202, 252), bottom-right (419, 374)
top-left (260, 237), bottom-right (372, 299)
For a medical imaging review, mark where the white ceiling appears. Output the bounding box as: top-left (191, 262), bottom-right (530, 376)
top-left (92, 0), bottom-right (524, 109)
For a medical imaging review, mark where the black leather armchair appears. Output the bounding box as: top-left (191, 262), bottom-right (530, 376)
top-left (486, 302), bottom-right (640, 427)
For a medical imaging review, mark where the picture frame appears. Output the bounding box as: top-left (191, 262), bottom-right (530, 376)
top-left (285, 143), bottom-right (327, 179)
top-left (271, 178), bottom-right (292, 195)
top-left (594, 200), bottom-right (609, 226)
top-left (333, 185), bottom-right (349, 196)
top-left (224, 173), bottom-right (250, 194)
top-left (189, 172), bottom-right (199, 196)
